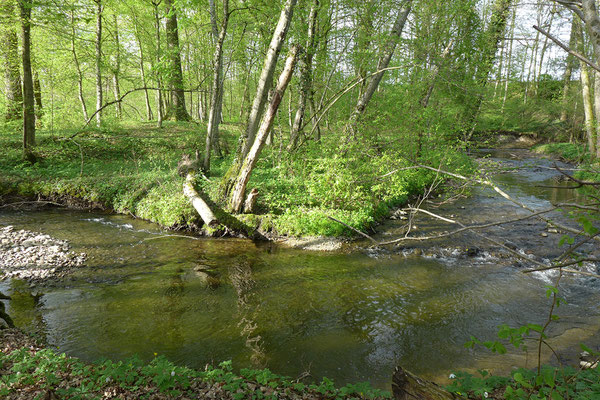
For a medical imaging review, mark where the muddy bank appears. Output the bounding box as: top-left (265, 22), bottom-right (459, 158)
top-left (0, 226), bottom-right (87, 283)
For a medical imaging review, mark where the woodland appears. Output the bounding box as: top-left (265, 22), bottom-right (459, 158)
top-left (1, 0), bottom-right (600, 398)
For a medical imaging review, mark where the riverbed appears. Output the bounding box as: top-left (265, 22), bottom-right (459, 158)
top-left (1, 148), bottom-right (599, 390)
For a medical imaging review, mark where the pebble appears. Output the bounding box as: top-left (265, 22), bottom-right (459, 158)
top-left (0, 225), bottom-right (87, 284)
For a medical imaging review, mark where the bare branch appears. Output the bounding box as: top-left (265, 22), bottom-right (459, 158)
top-left (533, 24), bottom-right (600, 73)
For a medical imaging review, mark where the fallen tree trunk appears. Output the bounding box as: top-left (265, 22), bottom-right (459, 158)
top-left (392, 367), bottom-right (457, 400)
top-left (183, 173), bottom-right (219, 228)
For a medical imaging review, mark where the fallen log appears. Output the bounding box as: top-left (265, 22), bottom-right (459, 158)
top-left (392, 366), bottom-right (457, 400)
top-left (183, 173), bottom-right (219, 228)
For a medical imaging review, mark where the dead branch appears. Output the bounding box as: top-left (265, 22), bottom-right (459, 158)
top-left (533, 24), bottom-right (600, 74)
top-left (326, 215), bottom-right (379, 244)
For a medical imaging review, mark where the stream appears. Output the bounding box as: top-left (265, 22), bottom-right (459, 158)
top-left (1, 148), bottom-right (599, 390)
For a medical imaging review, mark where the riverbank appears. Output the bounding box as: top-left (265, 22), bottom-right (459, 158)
top-left (0, 122), bottom-right (473, 241)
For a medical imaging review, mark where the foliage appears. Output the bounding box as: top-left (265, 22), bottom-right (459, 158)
top-left (0, 345), bottom-right (391, 399)
top-left (446, 365), bottom-right (600, 399)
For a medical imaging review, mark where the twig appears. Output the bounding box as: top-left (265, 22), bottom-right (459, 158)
top-left (0, 201), bottom-right (66, 208)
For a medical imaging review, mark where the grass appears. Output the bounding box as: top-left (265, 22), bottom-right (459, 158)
top-left (0, 121), bottom-right (474, 237)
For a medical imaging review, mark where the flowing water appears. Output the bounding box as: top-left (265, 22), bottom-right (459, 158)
top-left (1, 149), bottom-right (599, 390)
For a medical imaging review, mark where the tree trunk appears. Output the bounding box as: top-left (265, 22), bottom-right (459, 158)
top-left (580, 0), bottom-right (600, 157)
top-left (240, 0), bottom-right (297, 160)
top-left (33, 70), bottom-right (42, 123)
top-left (579, 23), bottom-right (596, 155)
top-left (70, 10), bottom-right (89, 122)
top-left (183, 173), bottom-right (219, 228)
top-left (560, 16), bottom-right (577, 122)
top-left (229, 47), bottom-right (298, 213)
top-left (164, 0), bottom-right (190, 121)
top-left (94, 0), bottom-right (103, 127)
top-left (288, 0), bottom-right (318, 151)
top-left (132, 13), bottom-right (153, 121)
top-left (1, 0), bottom-right (23, 121)
top-left (112, 15), bottom-right (122, 120)
top-left (502, 4), bottom-right (516, 112)
top-left (153, 0), bottom-right (163, 127)
top-left (19, 0), bottom-right (35, 152)
top-left (344, 0), bottom-right (412, 140)
top-left (204, 0), bottom-right (229, 173)
top-left (392, 367), bottom-right (457, 400)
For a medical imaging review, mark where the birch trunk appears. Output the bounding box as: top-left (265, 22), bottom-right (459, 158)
top-left (240, 0), bottom-right (297, 159)
top-left (94, 0), bottom-right (103, 127)
top-left (344, 0), bottom-right (412, 140)
top-left (229, 47), bottom-right (298, 213)
top-left (204, 0), bottom-right (229, 173)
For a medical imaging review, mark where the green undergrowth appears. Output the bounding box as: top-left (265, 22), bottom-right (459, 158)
top-left (0, 122), bottom-right (473, 237)
top-left (533, 142), bottom-right (600, 186)
top-left (446, 365), bottom-right (600, 399)
top-left (0, 345), bottom-right (390, 399)
top-left (533, 142), bottom-right (590, 164)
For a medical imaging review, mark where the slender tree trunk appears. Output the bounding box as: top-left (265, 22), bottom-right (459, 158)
top-left (560, 16), bottom-right (577, 122)
top-left (502, 4), bottom-right (517, 112)
top-left (94, 0), bottom-right (103, 127)
top-left (344, 0), bottom-right (412, 140)
top-left (132, 14), bottom-right (153, 121)
top-left (536, 10), bottom-right (555, 88)
top-left (153, 0), bottom-right (163, 127)
top-left (19, 0), bottom-right (35, 152)
top-left (240, 0), bottom-right (297, 159)
top-left (229, 47), bottom-right (299, 213)
top-left (112, 15), bottom-right (122, 119)
top-left (164, 0), bottom-right (190, 121)
top-left (33, 70), bottom-right (42, 123)
top-left (288, 0), bottom-right (318, 150)
top-left (1, 1), bottom-right (23, 121)
top-left (70, 10), bottom-right (89, 122)
top-left (204, 0), bottom-right (229, 172)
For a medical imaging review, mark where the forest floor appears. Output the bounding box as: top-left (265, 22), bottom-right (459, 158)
top-left (0, 121), bottom-right (473, 241)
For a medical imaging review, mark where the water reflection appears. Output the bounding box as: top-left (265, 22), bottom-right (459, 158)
top-left (228, 256), bottom-right (266, 367)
